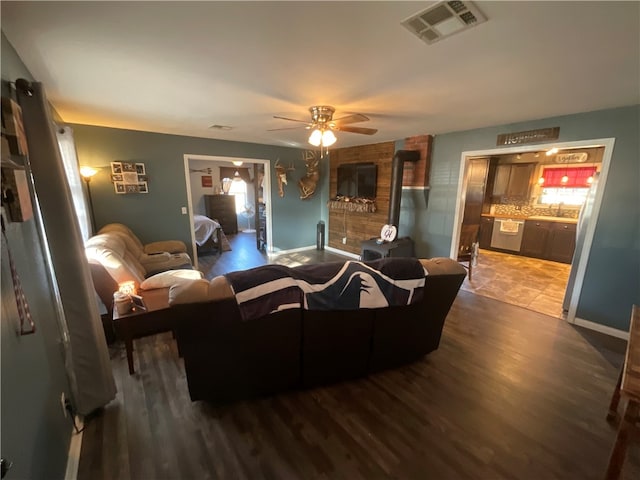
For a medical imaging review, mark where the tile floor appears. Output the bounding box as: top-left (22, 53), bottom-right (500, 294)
top-left (460, 248), bottom-right (571, 319)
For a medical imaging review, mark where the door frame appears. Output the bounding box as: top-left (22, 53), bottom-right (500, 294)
top-left (183, 154), bottom-right (273, 270)
top-left (450, 137), bottom-right (615, 324)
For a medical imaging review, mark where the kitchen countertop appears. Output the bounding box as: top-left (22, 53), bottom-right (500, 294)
top-left (482, 213), bottom-right (578, 224)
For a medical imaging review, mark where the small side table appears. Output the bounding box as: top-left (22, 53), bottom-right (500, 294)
top-left (360, 237), bottom-right (415, 261)
top-left (605, 304), bottom-right (640, 479)
top-left (112, 288), bottom-right (173, 374)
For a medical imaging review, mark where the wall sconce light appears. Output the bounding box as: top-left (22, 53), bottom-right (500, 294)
top-left (222, 177), bottom-right (233, 194)
top-left (538, 176), bottom-right (545, 185)
top-left (232, 161), bottom-right (243, 167)
top-left (118, 281), bottom-right (136, 295)
top-left (80, 166), bottom-right (98, 233)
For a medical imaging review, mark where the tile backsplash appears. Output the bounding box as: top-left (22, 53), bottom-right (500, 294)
top-left (491, 203), bottom-right (579, 219)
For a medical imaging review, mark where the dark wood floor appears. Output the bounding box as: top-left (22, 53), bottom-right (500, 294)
top-left (79, 288), bottom-right (639, 479)
top-left (197, 231), bottom-right (351, 279)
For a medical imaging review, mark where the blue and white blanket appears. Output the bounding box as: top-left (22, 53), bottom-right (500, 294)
top-left (225, 258), bottom-right (427, 321)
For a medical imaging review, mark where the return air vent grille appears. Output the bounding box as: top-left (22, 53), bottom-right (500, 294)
top-left (401, 1), bottom-right (487, 45)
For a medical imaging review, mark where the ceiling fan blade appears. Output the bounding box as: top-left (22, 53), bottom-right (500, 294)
top-left (335, 125), bottom-right (378, 135)
top-left (267, 125), bottom-right (307, 131)
top-left (273, 115), bottom-right (312, 125)
top-left (331, 113), bottom-right (370, 125)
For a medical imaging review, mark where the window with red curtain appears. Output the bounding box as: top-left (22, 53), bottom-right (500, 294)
top-left (541, 166), bottom-right (597, 187)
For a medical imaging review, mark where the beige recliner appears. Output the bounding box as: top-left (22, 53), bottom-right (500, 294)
top-left (97, 223), bottom-right (191, 275)
top-left (98, 223), bottom-right (187, 255)
top-left (84, 230), bottom-right (193, 316)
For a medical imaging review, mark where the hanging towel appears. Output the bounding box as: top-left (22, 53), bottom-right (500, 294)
top-left (500, 219), bottom-right (520, 234)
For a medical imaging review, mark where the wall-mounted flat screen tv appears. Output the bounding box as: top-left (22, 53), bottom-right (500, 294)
top-left (337, 162), bottom-right (377, 199)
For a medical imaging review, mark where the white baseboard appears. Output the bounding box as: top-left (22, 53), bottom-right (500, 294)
top-left (267, 245), bottom-right (316, 257)
top-left (64, 416), bottom-right (83, 480)
top-left (325, 245), bottom-right (360, 259)
top-left (267, 244), bottom-right (360, 260)
top-left (572, 317), bottom-right (629, 340)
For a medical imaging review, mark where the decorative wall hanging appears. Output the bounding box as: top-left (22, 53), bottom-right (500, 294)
top-left (110, 161), bottom-right (148, 194)
top-left (496, 127), bottom-right (560, 146)
top-left (328, 197), bottom-right (377, 213)
top-left (201, 175), bottom-right (213, 187)
top-left (298, 150), bottom-right (319, 200)
top-left (1, 97), bottom-right (29, 157)
top-left (1, 216), bottom-right (35, 335)
top-left (274, 158), bottom-right (295, 198)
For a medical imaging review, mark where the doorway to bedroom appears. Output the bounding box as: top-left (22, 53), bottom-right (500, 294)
top-left (183, 154), bottom-right (273, 272)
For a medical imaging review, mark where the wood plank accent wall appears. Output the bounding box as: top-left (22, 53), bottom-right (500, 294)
top-left (328, 142), bottom-right (395, 254)
top-left (327, 135), bottom-right (433, 255)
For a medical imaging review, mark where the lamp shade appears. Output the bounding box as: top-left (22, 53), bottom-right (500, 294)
top-left (308, 129), bottom-right (322, 147)
top-left (321, 129), bottom-right (337, 147)
top-left (80, 166), bottom-right (98, 180)
top-left (222, 177), bottom-right (233, 194)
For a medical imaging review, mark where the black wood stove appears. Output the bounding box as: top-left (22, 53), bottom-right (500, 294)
top-left (360, 150), bottom-right (419, 260)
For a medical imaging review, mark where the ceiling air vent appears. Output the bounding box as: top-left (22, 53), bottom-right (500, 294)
top-left (401, 1), bottom-right (487, 45)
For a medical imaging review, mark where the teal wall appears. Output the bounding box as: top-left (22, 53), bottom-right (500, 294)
top-left (70, 125), bottom-right (328, 254)
top-left (1, 32), bottom-right (72, 480)
top-left (400, 106), bottom-right (640, 331)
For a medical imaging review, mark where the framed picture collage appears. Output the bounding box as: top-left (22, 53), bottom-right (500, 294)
top-left (110, 162), bottom-right (148, 194)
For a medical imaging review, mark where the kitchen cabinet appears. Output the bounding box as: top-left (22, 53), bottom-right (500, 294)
top-left (459, 158), bottom-right (490, 253)
top-left (547, 222), bottom-right (577, 263)
top-left (520, 219), bottom-right (576, 263)
top-left (492, 164), bottom-right (511, 198)
top-left (479, 216), bottom-right (494, 249)
top-left (204, 194), bottom-right (238, 234)
top-left (491, 163), bottom-right (535, 201)
top-left (520, 220), bottom-right (551, 259)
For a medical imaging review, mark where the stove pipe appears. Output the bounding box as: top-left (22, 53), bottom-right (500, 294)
top-left (388, 150), bottom-right (420, 234)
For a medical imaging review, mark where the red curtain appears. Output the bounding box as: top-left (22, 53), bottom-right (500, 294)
top-left (542, 166), bottom-right (597, 187)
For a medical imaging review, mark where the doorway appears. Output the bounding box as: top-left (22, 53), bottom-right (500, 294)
top-left (183, 154), bottom-right (273, 271)
top-left (451, 138), bottom-right (614, 324)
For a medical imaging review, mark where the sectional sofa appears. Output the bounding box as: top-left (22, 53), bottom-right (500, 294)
top-left (169, 257), bottom-right (466, 403)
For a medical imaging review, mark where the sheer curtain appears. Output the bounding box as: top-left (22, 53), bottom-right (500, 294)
top-left (56, 126), bottom-right (92, 240)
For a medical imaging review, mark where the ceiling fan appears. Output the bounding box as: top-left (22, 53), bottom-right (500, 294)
top-left (269, 106), bottom-right (378, 148)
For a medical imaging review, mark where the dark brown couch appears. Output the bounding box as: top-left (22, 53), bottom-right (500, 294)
top-left (171, 257), bottom-right (466, 403)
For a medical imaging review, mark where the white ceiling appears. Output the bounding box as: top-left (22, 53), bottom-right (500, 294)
top-left (2, 1), bottom-right (639, 149)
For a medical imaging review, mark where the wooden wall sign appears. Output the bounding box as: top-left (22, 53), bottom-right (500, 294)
top-left (201, 175), bottom-right (213, 187)
top-left (497, 127), bottom-right (560, 146)
top-left (554, 152), bottom-right (588, 164)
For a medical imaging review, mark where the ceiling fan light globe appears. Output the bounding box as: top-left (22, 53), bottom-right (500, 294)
top-left (308, 129), bottom-right (322, 146)
top-left (322, 129), bottom-right (337, 147)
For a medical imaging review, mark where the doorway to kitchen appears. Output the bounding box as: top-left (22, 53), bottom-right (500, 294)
top-left (451, 138), bottom-right (614, 325)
